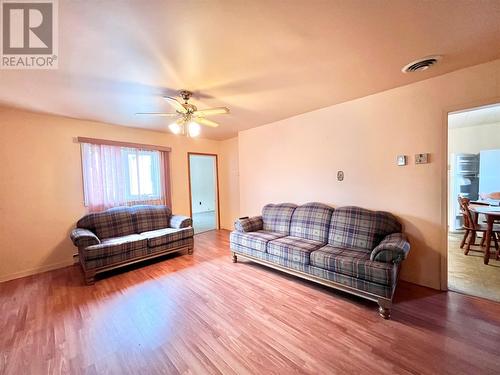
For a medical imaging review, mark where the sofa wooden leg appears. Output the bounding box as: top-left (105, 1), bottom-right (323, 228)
top-left (232, 253), bottom-right (237, 263)
top-left (84, 271), bottom-right (96, 285)
top-left (377, 299), bottom-right (391, 319)
top-left (188, 247), bottom-right (193, 255)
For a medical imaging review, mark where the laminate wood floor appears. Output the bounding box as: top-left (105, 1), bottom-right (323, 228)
top-left (1, 230), bottom-right (499, 374)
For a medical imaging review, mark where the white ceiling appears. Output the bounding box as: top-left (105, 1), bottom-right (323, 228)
top-left (1, 0), bottom-right (500, 140)
top-left (449, 104), bottom-right (500, 129)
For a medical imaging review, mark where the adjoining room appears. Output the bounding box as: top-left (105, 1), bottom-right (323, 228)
top-left (188, 153), bottom-right (219, 234)
top-left (448, 104), bottom-right (500, 302)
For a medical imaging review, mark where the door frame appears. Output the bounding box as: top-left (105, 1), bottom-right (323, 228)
top-left (187, 152), bottom-right (221, 231)
top-left (440, 96), bottom-right (500, 290)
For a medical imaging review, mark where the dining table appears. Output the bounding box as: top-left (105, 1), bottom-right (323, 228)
top-left (469, 204), bottom-right (500, 264)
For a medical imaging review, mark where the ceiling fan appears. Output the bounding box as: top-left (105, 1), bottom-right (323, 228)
top-left (136, 90), bottom-right (229, 137)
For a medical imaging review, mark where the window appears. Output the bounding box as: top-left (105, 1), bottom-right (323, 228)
top-left (122, 149), bottom-right (161, 200)
top-left (80, 140), bottom-right (171, 212)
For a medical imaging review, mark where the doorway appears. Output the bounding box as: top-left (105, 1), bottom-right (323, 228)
top-left (447, 103), bottom-right (500, 302)
top-left (188, 153), bottom-right (220, 234)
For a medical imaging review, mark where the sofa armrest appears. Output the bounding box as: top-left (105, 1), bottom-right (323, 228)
top-left (370, 233), bottom-right (410, 264)
top-left (70, 228), bottom-right (100, 248)
top-left (170, 215), bottom-right (192, 229)
top-left (234, 216), bottom-right (263, 232)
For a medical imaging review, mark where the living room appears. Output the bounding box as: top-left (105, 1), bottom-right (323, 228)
top-left (1, 1), bottom-right (500, 374)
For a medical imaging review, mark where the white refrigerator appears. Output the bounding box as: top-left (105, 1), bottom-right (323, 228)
top-left (479, 149), bottom-right (500, 198)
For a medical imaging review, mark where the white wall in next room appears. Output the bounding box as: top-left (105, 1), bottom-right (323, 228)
top-left (190, 155), bottom-right (216, 213)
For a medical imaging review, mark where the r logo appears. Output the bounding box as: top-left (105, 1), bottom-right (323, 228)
top-left (2, 1), bottom-right (53, 54)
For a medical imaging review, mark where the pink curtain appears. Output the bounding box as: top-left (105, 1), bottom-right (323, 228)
top-left (81, 143), bottom-right (171, 212)
top-left (160, 150), bottom-right (172, 209)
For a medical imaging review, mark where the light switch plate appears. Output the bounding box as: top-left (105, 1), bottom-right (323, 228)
top-left (415, 153), bottom-right (429, 164)
top-left (397, 155), bottom-right (407, 166)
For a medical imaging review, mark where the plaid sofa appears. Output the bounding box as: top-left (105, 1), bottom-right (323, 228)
top-left (70, 205), bottom-right (193, 284)
top-left (230, 203), bottom-right (410, 319)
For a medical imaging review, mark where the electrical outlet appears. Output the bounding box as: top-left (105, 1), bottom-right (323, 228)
top-left (337, 171), bottom-right (344, 181)
top-left (415, 153), bottom-right (429, 164)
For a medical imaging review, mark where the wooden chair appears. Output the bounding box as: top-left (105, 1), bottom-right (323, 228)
top-left (457, 196), bottom-right (500, 258)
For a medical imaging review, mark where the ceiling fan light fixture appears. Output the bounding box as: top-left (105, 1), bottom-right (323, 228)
top-left (137, 90), bottom-right (228, 137)
top-left (168, 122), bottom-right (181, 134)
top-left (188, 121), bottom-right (201, 137)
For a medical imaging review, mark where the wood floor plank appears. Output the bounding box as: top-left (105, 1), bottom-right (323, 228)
top-left (1, 230), bottom-right (499, 374)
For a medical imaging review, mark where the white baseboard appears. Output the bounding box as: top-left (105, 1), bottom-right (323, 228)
top-left (0, 259), bottom-right (76, 284)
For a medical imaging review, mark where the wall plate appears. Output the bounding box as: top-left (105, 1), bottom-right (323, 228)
top-left (415, 153), bottom-right (430, 164)
top-left (337, 171), bottom-right (344, 181)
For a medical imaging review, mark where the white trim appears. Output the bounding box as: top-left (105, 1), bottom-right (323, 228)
top-left (0, 259), bottom-right (75, 283)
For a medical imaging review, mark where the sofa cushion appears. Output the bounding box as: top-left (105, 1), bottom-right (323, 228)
top-left (262, 203), bottom-right (297, 234)
top-left (267, 236), bottom-right (324, 264)
top-left (77, 206), bottom-right (135, 240)
top-left (84, 234), bottom-right (147, 260)
top-left (85, 237), bottom-right (194, 270)
top-left (328, 206), bottom-right (401, 252)
top-left (230, 230), bottom-right (286, 252)
top-left (141, 227), bottom-right (194, 248)
top-left (289, 202), bottom-right (334, 242)
top-left (310, 245), bottom-right (397, 286)
top-left (132, 205), bottom-right (172, 233)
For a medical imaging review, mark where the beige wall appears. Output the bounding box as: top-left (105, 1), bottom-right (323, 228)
top-left (449, 122), bottom-right (500, 156)
top-left (239, 59), bottom-right (500, 290)
top-left (0, 108), bottom-right (238, 282)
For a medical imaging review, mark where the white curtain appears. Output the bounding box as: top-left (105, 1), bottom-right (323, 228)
top-left (81, 143), bottom-right (171, 212)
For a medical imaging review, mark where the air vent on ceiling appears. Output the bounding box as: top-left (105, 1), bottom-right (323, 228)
top-left (402, 55), bottom-right (442, 73)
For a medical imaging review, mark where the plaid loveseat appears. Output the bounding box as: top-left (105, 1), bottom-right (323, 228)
top-left (70, 205), bottom-right (193, 284)
top-left (230, 203), bottom-right (410, 319)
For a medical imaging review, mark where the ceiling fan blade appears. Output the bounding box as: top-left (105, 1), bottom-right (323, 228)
top-left (193, 107), bottom-right (229, 117)
top-left (164, 96), bottom-right (187, 113)
top-left (136, 112), bottom-right (180, 117)
top-left (195, 117), bottom-right (219, 128)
